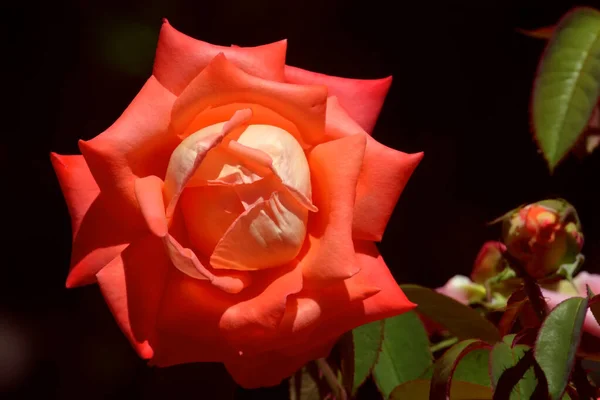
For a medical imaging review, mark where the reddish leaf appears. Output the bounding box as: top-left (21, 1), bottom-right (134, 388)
top-left (430, 339), bottom-right (491, 400)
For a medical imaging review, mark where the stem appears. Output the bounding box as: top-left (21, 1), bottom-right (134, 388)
top-left (315, 358), bottom-right (347, 400)
top-left (503, 252), bottom-right (548, 322)
top-left (572, 358), bottom-right (596, 400)
top-left (504, 253), bottom-right (595, 399)
top-left (429, 337), bottom-right (459, 353)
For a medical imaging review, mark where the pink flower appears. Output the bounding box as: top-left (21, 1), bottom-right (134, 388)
top-left (436, 275), bottom-right (480, 305)
top-left (541, 272), bottom-right (600, 338)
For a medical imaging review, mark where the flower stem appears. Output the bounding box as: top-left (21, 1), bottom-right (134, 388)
top-left (504, 252), bottom-right (548, 322)
top-left (504, 253), bottom-right (595, 398)
top-left (315, 358), bottom-right (347, 400)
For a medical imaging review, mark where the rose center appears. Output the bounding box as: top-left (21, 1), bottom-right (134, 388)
top-left (175, 121), bottom-right (315, 272)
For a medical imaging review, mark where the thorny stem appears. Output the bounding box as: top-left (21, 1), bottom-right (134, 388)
top-left (315, 358), bottom-right (347, 400)
top-left (572, 359), bottom-right (596, 400)
top-left (504, 252), bottom-right (596, 398)
top-left (503, 252), bottom-right (548, 322)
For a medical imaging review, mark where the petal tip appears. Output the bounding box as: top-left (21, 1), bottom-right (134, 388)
top-left (65, 272), bottom-right (93, 289)
top-left (49, 152), bottom-right (65, 170)
top-left (64, 277), bottom-right (76, 289)
top-left (139, 342), bottom-right (155, 359)
top-left (377, 75), bottom-right (393, 89)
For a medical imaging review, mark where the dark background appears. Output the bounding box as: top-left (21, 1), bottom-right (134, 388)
top-left (3, 0), bottom-right (600, 398)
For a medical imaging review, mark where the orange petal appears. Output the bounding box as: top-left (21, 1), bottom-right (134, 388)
top-left (134, 176), bottom-right (168, 237)
top-left (171, 54), bottom-right (328, 146)
top-left (151, 262), bottom-right (302, 366)
top-left (181, 103), bottom-right (304, 148)
top-left (163, 233), bottom-right (251, 294)
top-left (324, 96), bottom-right (366, 140)
top-left (79, 76), bottom-right (178, 218)
top-left (285, 65), bottom-right (392, 134)
top-left (210, 190), bottom-right (308, 271)
top-left (181, 185), bottom-right (245, 257)
top-left (223, 339), bottom-right (333, 389)
top-left (164, 109), bottom-right (253, 220)
top-left (256, 283), bottom-right (380, 356)
top-left (150, 268), bottom-right (234, 365)
top-left (95, 234), bottom-right (171, 359)
top-left (350, 240), bottom-right (416, 316)
top-left (153, 20), bottom-right (287, 95)
top-left (50, 153), bottom-right (99, 239)
top-left (273, 241), bottom-right (414, 358)
top-left (230, 124), bottom-right (317, 211)
top-left (223, 257), bottom-right (410, 387)
top-left (218, 263), bottom-right (303, 352)
top-left (298, 134), bottom-right (366, 282)
top-left (354, 137), bottom-right (423, 241)
top-left (324, 97), bottom-right (423, 240)
top-left (50, 153), bottom-right (132, 288)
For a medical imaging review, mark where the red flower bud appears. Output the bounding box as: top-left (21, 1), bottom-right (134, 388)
top-left (471, 241), bottom-right (507, 284)
top-left (503, 201), bottom-right (584, 279)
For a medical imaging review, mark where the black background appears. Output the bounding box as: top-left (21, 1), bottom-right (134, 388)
top-left (3, 0), bottom-right (600, 398)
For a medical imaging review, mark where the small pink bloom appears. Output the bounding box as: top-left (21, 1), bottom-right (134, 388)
top-left (542, 272), bottom-right (600, 338)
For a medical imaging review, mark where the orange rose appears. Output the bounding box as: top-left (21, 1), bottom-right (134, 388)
top-left (50, 20), bottom-right (422, 387)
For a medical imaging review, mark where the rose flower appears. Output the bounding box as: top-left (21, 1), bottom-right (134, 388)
top-left (51, 20), bottom-right (422, 387)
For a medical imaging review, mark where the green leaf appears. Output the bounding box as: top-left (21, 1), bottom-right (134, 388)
top-left (340, 320), bottom-right (384, 395)
top-left (372, 311), bottom-right (432, 399)
top-left (430, 339), bottom-right (491, 400)
top-left (532, 7), bottom-right (600, 171)
top-left (556, 254), bottom-right (585, 282)
top-left (401, 284), bottom-right (501, 343)
top-left (503, 334), bottom-right (517, 346)
top-left (454, 349), bottom-right (491, 388)
top-left (490, 341), bottom-right (537, 399)
top-left (534, 296), bottom-right (589, 399)
top-left (389, 379), bottom-right (492, 400)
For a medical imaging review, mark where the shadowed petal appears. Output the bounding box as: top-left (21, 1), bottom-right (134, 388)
top-left (134, 175), bottom-right (168, 237)
top-left (163, 233), bottom-right (252, 294)
top-left (96, 235), bottom-right (171, 359)
top-left (51, 153), bottom-right (132, 287)
top-left (298, 134), bottom-right (366, 283)
top-left (223, 339), bottom-right (333, 389)
top-left (78, 76), bottom-right (178, 221)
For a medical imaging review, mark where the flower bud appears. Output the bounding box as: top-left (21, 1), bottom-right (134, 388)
top-left (502, 200), bottom-right (584, 279)
top-left (471, 241), bottom-right (507, 284)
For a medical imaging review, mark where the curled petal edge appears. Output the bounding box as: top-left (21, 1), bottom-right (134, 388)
top-left (163, 108), bottom-right (253, 221)
top-left (134, 175), bottom-right (252, 293)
